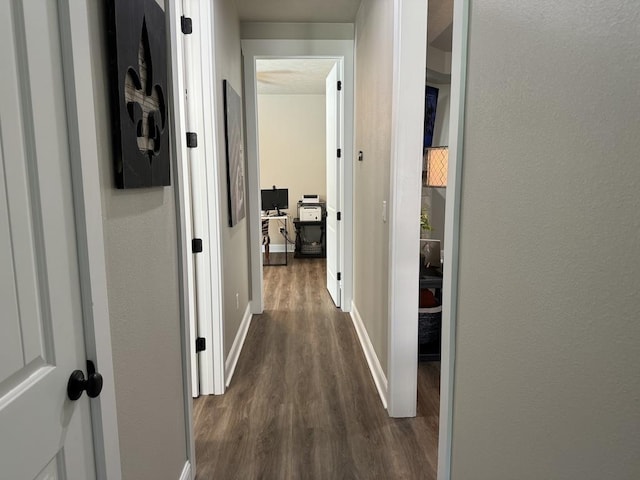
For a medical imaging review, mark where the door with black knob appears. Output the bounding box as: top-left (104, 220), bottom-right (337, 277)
top-left (68, 361), bottom-right (104, 401)
top-left (0, 2), bottom-right (99, 478)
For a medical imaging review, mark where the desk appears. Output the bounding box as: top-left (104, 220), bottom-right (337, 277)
top-left (261, 215), bottom-right (289, 266)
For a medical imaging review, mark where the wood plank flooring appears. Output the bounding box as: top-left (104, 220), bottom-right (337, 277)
top-left (194, 258), bottom-right (440, 479)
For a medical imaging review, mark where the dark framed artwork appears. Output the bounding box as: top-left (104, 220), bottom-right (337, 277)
top-left (424, 86), bottom-right (439, 148)
top-left (223, 80), bottom-right (246, 227)
top-left (107, 0), bottom-right (170, 188)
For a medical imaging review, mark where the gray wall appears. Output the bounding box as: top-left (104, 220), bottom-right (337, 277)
top-left (451, 1), bottom-right (640, 478)
top-left (87, 2), bottom-right (187, 479)
top-left (212, 0), bottom-right (251, 358)
top-left (353, 0), bottom-right (394, 375)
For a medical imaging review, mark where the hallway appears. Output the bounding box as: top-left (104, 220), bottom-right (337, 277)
top-left (194, 258), bottom-right (439, 479)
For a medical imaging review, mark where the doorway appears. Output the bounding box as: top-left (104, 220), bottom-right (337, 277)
top-left (242, 39), bottom-right (355, 316)
top-left (255, 58), bottom-right (342, 305)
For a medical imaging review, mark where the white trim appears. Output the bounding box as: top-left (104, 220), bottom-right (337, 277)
top-left (182, 0), bottom-right (214, 396)
top-left (178, 461), bottom-right (192, 480)
top-left (437, 0), bottom-right (469, 478)
top-left (225, 305), bottom-right (253, 387)
top-left (167, 0), bottom-right (197, 473)
top-left (168, 0), bottom-right (198, 399)
top-left (198, 0), bottom-right (226, 396)
top-left (350, 303), bottom-right (388, 409)
top-left (264, 244), bottom-right (295, 253)
top-left (241, 39), bottom-right (354, 316)
top-left (386, 0), bottom-right (428, 417)
top-left (183, 0), bottom-right (226, 396)
top-left (58, 2), bottom-right (122, 478)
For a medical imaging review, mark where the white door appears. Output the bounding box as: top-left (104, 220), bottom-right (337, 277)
top-left (0, 2), bottom-right (97, 478)
top-left (325, 62), bottom-right (341, 307)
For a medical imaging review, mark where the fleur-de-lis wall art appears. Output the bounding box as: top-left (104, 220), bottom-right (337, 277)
top-left (107, 0), bottom-right (169, 188)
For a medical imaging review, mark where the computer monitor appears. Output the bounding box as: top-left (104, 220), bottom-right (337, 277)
top-left (261, 188), bottom-right (288, 214)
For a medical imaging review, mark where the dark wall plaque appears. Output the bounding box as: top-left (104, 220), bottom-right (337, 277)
top-left (107, 0), bottom-right (170, 188)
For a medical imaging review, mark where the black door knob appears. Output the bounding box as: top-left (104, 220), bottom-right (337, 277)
top-left (67, 360), bottom-right (103, 401)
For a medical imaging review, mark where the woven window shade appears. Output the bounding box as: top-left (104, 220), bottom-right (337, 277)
top-left (423, 146), bottom-right (448, 187)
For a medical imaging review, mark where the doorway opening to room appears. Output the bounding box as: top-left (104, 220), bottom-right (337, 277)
top-left (416, 0), bottom-right (454, 416)
top-left (248, 55), bottom-right (350, 314)
top-left (255, 58), bottom-right (334, 271)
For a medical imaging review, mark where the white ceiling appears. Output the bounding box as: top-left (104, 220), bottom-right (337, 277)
top-left (257, 59), bottom-right (337, 95)
top-left (248, 0), bottom-right (454, 95)
top-left (236, 0), bottom-right (362, 23)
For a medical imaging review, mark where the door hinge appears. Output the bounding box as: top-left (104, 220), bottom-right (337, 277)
top-left (337, 272), bottom-right (342, 281)
top-left (186, 132), bottom-right (198, 148)
top-left (195, 337), bottom-right (206, 353)
top-left (192, 238), bottom-right (203, 253)
top-left (337, 148), bottom-right (341, 158)
top-left (181, 16), bottom-right (193, 34)
top-left (337, 211), bottom-right (342, 221)
top-left (337, 80), bottom-right (342, 91)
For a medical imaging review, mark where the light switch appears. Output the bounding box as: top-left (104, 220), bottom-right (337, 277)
top-left (382, 200), bottom-right (387, 222)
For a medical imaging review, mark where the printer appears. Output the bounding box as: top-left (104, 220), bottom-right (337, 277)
top-left (298, 195), bottom-right (323, 221)
top-left (299, 205), bottom-right (323, 221)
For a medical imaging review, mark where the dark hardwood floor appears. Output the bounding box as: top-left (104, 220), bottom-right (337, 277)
top-left (194, 257), bottom-right (440, 479)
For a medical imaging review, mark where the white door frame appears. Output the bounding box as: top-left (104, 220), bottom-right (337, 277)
top-left (436, 1), bottom-right (469, 478)
top-left (58, 1), bottom-right (121, 478)
top-left (387, 0), bottom-right (470, 477)
top-left (195, 0), bottom-right (226, 396)
top-left (386, 0), bottom-right (428, 418)
top-left (241, 39), bottom-right (354, 315)
top-left (170, 0), bottom-right (226, 398)
top-left (167, 0), bottom-right (199, 399)
top-left (167, 0), bottom-right (198, 475)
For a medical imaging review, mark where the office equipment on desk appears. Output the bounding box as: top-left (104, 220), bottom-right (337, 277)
top-left (261, 187), bottom-right (288, 216)
top-left (299, 205), bottom-right (322, 221)
top-left (293, 201), bottom-right (326, 258)
top-left (301, 194), bottom-right (320, 203)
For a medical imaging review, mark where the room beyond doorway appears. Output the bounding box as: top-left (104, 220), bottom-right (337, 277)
top-left (255, 57), bottom-right (342, 307)
top-left (242, 38), bottom-right (355, 317)
top-left (256, 58), bottom-right (334, 268)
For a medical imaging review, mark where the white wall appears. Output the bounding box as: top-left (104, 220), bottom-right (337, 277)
top-left (450, 1), bottom-right (640, 478)
top-left (257, 94), bottom-right (326, 245)
top-left (353, 0), bottom-right (394, 375)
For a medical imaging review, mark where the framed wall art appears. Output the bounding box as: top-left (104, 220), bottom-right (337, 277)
top-left (223, 80), bottom-right (246, 227)
top-left (107, 0), bottom-right (170, 188)
top-left (424, 86), bottom-right (439, 149)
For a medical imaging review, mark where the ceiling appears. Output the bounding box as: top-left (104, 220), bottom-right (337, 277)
top-left (250, 0), bottom-right (453, 95)
top-left (257, 59), bottom-right (337, 95)
top-left (428, 0), bottom-right (453, 53)
top-left (236, 0), bottom-right (362, 23)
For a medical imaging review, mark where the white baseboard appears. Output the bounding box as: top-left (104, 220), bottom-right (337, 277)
top-left (225, 304), bottom-right (252, 387)
top-left (262, 243), bottom-right (295, 253)
top-left (350, 302), bottom-right (388, 409)
top-left (179, 460), bottom-right (192, 480)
